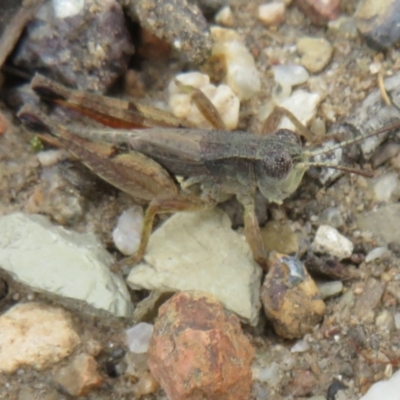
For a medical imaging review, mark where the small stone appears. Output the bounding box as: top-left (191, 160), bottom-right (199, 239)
top-left (328, 16), bottom-right (358, 37)
top-left (53, 353), bottom-right (103, 396)
top-left (353, 278), bottom-right (385, 321)
top-left (0, 303), bottom-right (81, 373)
top-left (272, 64), bottom-right (309, 88)
top-left (312, 225), bottom-right (354, 260)
top-left (365, 247), bottom-right (389, 262)
top-left (215, 6), bottom-right (234, 27)
top-left (112, 206), bottom-right (144, 256)
top-left (127, 209), bottom-right (262, 326)
top-left (355, 0), bottom-right (400, 51)
top-left (317, 280), bottom-right (343, 299)
top-left (372, 172), bottom-right (398, 202)
top-left (359, 368), bottom-right (400, 400)
top-left (134, 371), bottom-right (160, 397)
top-left (211, 28), bottom-right (261, 100)
top-left (318, 207), bottom-right (344, 228)
top-left (261, 220), bottom-right (300, 254)
top-left (253, 362), bottom-right (282, 386)
top-left (394, 313), bottom-right (400, 330)
top-left (258, 2), bottom-right (286, 26)
top-left (147, 291), bottom-right (254, 400)
top-left (291, 340), bottom-right (311, 353)
top-left (126, 323), bottom-right (154, 354)
top-left (0, 213), bottom-right (132, 317)
top-left (375, 310), bottom-right (394, 333)
top-left (36, 149), bottom-right (68, 167)
top-left (297, 37), bottom-right (333, 73)
top-left (277, 90), bottom-right (320, 132)
top-left (169, 72), bottom-right (240, 130)
top-left (295, 0), bottom-right (341, 26)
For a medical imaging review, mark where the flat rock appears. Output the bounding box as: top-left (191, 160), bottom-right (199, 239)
top-left (0, 213), bottom-right (132, 317)
top-left (0, 302), bottom-right (81, 373)
top-left (148, 291), bottom-right (254, 400)
top-left (127, 209), bottom-right (262, 326)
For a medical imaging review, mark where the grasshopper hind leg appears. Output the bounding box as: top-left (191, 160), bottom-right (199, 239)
top-left (111, 194), bottom-right (215, 272)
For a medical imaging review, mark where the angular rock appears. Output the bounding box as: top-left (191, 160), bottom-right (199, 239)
top-left (127, 209), bottom-right (262, 326)
top-left (297, 37), bottom-right (333, 73)
top-left (148, 291), bottom-right (254, 400)
top-left (312, 225), bottom-right (354, 260)
top-left (0, 213), bottom-right (132, 317)
top-left (0, 302), bottom-right (81, 373)
top-left (53, 353), bottom-right (103, 396)
top-left (258, 3), bottom-right (286, 27)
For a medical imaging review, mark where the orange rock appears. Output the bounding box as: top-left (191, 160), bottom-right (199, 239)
top-left (148, 291), bottom-right (254, 400)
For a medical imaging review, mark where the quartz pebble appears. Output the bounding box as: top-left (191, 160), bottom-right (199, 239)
top-left (365, 246), bottom-right (389, 262)
top-left (317, 280), bottom-right (343, 299)
top-left (291, 340), bottom-right (311, 353)
top-left (168, 72), bottom-right (240, 130)
top-left (215, 6), bottom-right (234, 27)
top-left (272, 64), bottom-right (309, 89)
top-left (126, 323), bottom-right (154, 354)
top-left (253, 362), bottom-right (281, 386)
top-left (0, 303), bottom-right (81, 373)
top-left (36, 149), bottom-right (68, 167)
top-left (211, 27), bottom-right (261, 100)
top-left (359, 369), bottom-right (400, 400)
top-left (148, 291), bottom-right (254, 400)
top-left (312, 225), bottom-right (354, 260)
top-left (258, 2), bottom-right (286, 26)
top-left (394, 313), bottom-right (400, 330)
top-left (112, 206), bottom-right (144, 256)
top-left (297, 37), bottom-right (333, 73)
top-left (53, 353), bottom-right (103, 396)
top-left (372, 172), bottom-right (398, 202)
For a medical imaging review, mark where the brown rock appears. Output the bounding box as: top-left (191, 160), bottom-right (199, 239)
top-left (53, 353), bottom-right (103, 396)
top-left (262, 253), bottom-right (326, 339)
top-left (295, 0), bottom-right (341, 26)
top-left (147, 291), bottom-right (254, 400)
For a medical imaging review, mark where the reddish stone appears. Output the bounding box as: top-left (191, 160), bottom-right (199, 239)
top-left (295, 0), bottom-right (341, 26)
top-left (148, 291), bottom-right (254, 400)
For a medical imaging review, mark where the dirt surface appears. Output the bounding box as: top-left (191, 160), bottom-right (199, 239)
top-left (1, 0), bottom-right (400, 399)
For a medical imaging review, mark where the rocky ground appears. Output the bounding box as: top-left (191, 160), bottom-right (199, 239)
top-left (1, 0), bottom-right (400, 399)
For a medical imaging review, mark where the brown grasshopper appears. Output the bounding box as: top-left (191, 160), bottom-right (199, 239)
top-left (18, 73), bottom-right (400, 271)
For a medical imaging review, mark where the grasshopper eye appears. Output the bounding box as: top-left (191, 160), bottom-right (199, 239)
top-left (257, 150), bottom-right (292, 180)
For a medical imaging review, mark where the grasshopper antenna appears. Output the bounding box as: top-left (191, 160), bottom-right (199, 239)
top-left (296, 161), bottom-right (374, 177)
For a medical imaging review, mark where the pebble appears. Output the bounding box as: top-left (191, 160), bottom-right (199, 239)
top-left (276, 90), bottom-right (321, 131)
top-left (112, 206), bottom-right (144, 256)
top-left (297, 37), bottom-right (333, 73)
top-left (127, 208), bottom-right (262, 326)
top-left (215, 6), bottom-right (234, 27)
top-left (355, 0), bottom-right (400, 50)
top-left (359, 368), bottom-right (400, 400)
top-left (365, 246), bottom-right (389, 263)
top-left (372, 172), bottom-right (398, 202)
top-left (253, 362), bottom-right (281, 386)
top-left (125, 323), bottom-right (154, 354)
top-left (272, 64), bottom-right (309, 89)
top-left (394, 313), bottom-right (400, 330)
top-left (328, 16), bottom-right (358, 37)
top-left (295, 0), bottom-right (341, 26)
top-left (291, 340), bottom-right (311, 353)
top-left (353, 278), bottom-right (385, 322)
top-left (0, 303), bottom-right (81, 373)
top-left (36, 149), bottom-right (68, 167)
top-left (211, 27), bottom-right (261, 100)
top-left (318, 207), bottom-right (344, 228)
top-left (133, 371), bottom-right (160, 398)
top-left (13, 0), bottom-right (132, 92)
top-left (53, 353), bottom-right (103, 396)
top-left (258, 2), bottom-right (286, 26)
top-left (168, 72), bottom-right (240, 130)
top-left (0, 213), bottom-right (132, 317)
top-left (147, 291), bottom-right (255, 400)
top-left (317, 280), bottom-right (343, 299)
top-left (312, 225), bottom-right (354, 260)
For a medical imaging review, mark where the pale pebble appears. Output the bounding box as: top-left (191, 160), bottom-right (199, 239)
top-left (359, 369), bottom-right (400, 400)
top-left (297, 37), bottom-right (333, 73)
top-left (215, 6), bottom-right (234, 27)
top-left (126, 323), bottom-right (154, 354)
top-left (317, 280), bottom-right (343, 299)
top-left (258, 2), bottom-right (286, 26)
top-left (394, 313), bottom-right (400, 330)
top-left (112, 206), bottom-right (144, 256)
top-left (253, 362), bottom-right (281, 387)
top-left (290, 340), bottom-right (310, 353)
top-left (373, 172), bottom-right (398, 202)
top-left (312, 225), bottom-right (354, 260)
top-left (53, 0), bottom-right (84, 19)
top-left (272, 64), bottom-right (309, 88)
top-left (36, 149), bottom-right (68, 167)
top-left (365, 247), bottom-right (389, 263)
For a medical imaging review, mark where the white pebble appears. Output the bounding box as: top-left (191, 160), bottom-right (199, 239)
top-left (253, 362), bottom-right (281, 387)
top-left (168, 72), bottom-right (240, 130)
top-left (215, 6), bottom-right (234, 27)
top-left (258, 2), bottom-right (285, 26)
top-left (112, 206), bottom-right (144, 256)
top-left (365, 247), bottom-right (389, 263)
top-left (276, 90), bottom-right (320, 131)
top-left (317, 281), bottom-right (343, 299)
top-left (126, 323), bottom-right (154, 354)
top-left (290, 340), bottom-right (310, 353)
top-left (394, 313), bottom-right (400, 330)
top-left (36, 149), bottom-right (68, 167)
top-left (272, 64), bottom-right (309, 88)
top-left (373, 172), bottom-right (398, 202)
top-left (53, 0), bottom-right (84, 19)
top-left (359, 369), bottom-right (400, 400)
top-left (312, 225), bottom-right (354, 260)
top-left (211, 28), bottom-right (261, 100)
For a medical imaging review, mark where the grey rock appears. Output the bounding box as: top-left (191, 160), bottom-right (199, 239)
top-left (127, 208), bottom-right (262, 326)
top-left (0, 213), bottom-right (132, 317)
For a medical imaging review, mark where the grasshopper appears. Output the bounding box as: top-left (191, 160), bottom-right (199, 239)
top-left (18, 73), bottom-right (400, 271)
